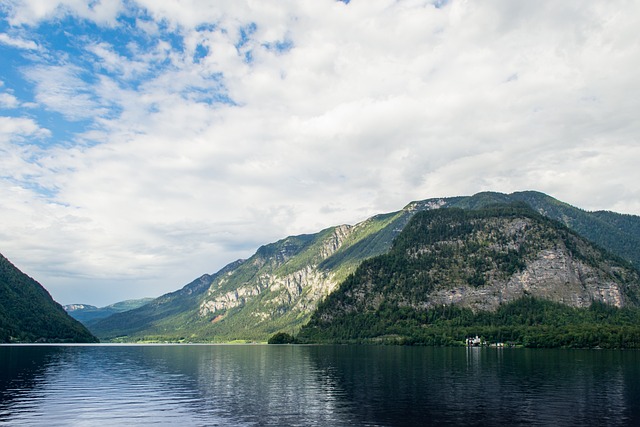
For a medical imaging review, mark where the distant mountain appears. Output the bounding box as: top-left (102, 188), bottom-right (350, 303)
top-left (64, 298), bottom-right (154, 324)
top-left (88, 261), bottom-right (244, 340)
top-left (298, 205), bottom-right (640, 347)
top-left (0, 253), bottom-right (98, 343)
top-left (90, 213), bottom-right (415, 342)
top-left (89, 191), bottom-right (640, 343)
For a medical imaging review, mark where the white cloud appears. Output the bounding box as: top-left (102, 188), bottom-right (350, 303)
top-left (5, 0), bottom-right (124, 26)
top-left (0, 32), bottom-right (39, 50)
top-left (1, 0), bottom-right (640, 305)
top-left (85, 42), bottom-right (147, 80)
top-left (0, 92), bottom-right (20, 108)
top-left (23, 64), bottom-right (109, 120)
top-left (0, 115), bottom-right (50, 141)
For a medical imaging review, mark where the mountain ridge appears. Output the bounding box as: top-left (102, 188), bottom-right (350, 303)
top-left (89, 191), bottom-right (640, 342)
top-left (64, 298), bottom-right (154, 324)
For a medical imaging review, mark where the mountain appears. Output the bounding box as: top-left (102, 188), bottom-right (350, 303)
top-left (88, 199), bottom-right (467, 341)
top-left (89, 191), bottom-right (640, 343)
top-left (0, 253), bottom-right (98, 343)
top-left (64, 298), bottom-right (154, 324)
top-left (412, 191), bottom-right (640, 271)
top-left (504, 191), bottom-right (640, 270)
top-left (90, 211), bottom-right (417, 342)
top-left (297, 205), bottom-right (640, 347)
top-left (88, 261), bottom-right (244, 340)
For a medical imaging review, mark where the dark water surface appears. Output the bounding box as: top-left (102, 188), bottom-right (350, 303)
top-left (1, 344), bottom-right (639, 426)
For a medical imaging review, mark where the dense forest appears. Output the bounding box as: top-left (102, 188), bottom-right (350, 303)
top-left (297, 297), bottom-right (640, 348)
top-left (0, 254), bottom-right (98, 343)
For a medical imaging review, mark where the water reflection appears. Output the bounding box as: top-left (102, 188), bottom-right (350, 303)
top-left (0, 346), bottom-right (64, 419)
top-left (0, 345), bottom-right (231, 426)
top-left (193, 345), bottom-right (354, 425)
top-left (306, 346), bottom-right (640, 426)
top-left (1, 345), bottom-right (639, 426)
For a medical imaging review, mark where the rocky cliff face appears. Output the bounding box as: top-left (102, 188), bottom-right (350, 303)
top-left (307, 206), bottom-right (640, 328)
top-left (200, 266), bottom-right (336, 317)
top-left (196, 225), bottom-right (355, 336)
top-left (200, 225), bottom-right (354, 314)
top-left (410, 214), bottom-right (636, 311)
top-left (428, 247), bottom-right (630, 311)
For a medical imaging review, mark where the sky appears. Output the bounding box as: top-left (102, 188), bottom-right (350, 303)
top-left (1, 0), bottom-right (639, 307)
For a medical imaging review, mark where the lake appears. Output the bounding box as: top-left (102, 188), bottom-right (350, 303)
top-left (1, 344), bottom-right (639, 426)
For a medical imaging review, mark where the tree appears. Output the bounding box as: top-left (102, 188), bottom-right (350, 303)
top-left (268, 332), bottom-right (295, 344)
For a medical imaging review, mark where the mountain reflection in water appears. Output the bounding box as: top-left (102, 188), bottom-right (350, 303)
top-left (1, 345), bottom-right (639, 426)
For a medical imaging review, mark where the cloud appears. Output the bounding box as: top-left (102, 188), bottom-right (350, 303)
top-left (1, 0), bottom-right (639, 305)
top-left (4, 0), bottom-right (124, 26)
top-left (0, 92), bottom-right (20, 108)
top-left (85, 41), bottom-right (148, 80)
top-left (0, 115), bottom-right (50, 141)
top-left (0, 32), bottom-right (39, 50)
top-left (23, 64), bottom-right (110, 121)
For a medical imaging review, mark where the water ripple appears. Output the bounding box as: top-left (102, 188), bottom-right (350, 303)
top-left (1, 345), bottom-right (639, 426)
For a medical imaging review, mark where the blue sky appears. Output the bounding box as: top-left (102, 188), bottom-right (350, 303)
top-left (1, 0), bottom-right (640, 306)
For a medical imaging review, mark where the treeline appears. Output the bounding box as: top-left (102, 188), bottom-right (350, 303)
top-left (297, 297), bottom-right (640, 349)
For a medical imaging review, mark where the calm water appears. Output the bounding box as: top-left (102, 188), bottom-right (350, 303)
top-left (1, 345), bottom-right (639, 426)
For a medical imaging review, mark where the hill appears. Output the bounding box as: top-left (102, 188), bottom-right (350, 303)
top-left (89, 191), bottom-right (640, 342)
top-left (90, 210), bottom-right (417, 341)
top-left (0, 253), bottom-right (98, 343)
top-left (64, 298), bottom-right (154, 324)
top-left (297, 205), bottom-right (640, 347)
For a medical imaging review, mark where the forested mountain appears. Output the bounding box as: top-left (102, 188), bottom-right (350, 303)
top-left (64, 298), bottom-right (154, 324)
top-left (507, 191), bottom-right (640, 270)
top-left (90, 213), bottom-right (414, 342)
top-left (89, 191), bottom-right (640, 343)
top-left (0, 253), bottom-right (98, 343)
top-left (298, 205), bottom-right (640, 347)
top-left (413, 191), bottom-right (640, 270)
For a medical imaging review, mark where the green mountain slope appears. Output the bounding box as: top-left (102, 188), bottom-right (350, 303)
top-left (0, 253), bottom-right (98, 343)
top-left (298, 205), bottom-right (640, 347)
top-left (90, 191), bottom-right (640, 343)
top-left (444, 191), bottom-right (640, 270)
top-left (88, 260), bottom-right (243, 340)
top-left (64, 298), bottom-right (154, 324)
top-left (90, 212), bottom-right (416, 342)
top-left (508, 191), bottom-right (640, 270)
